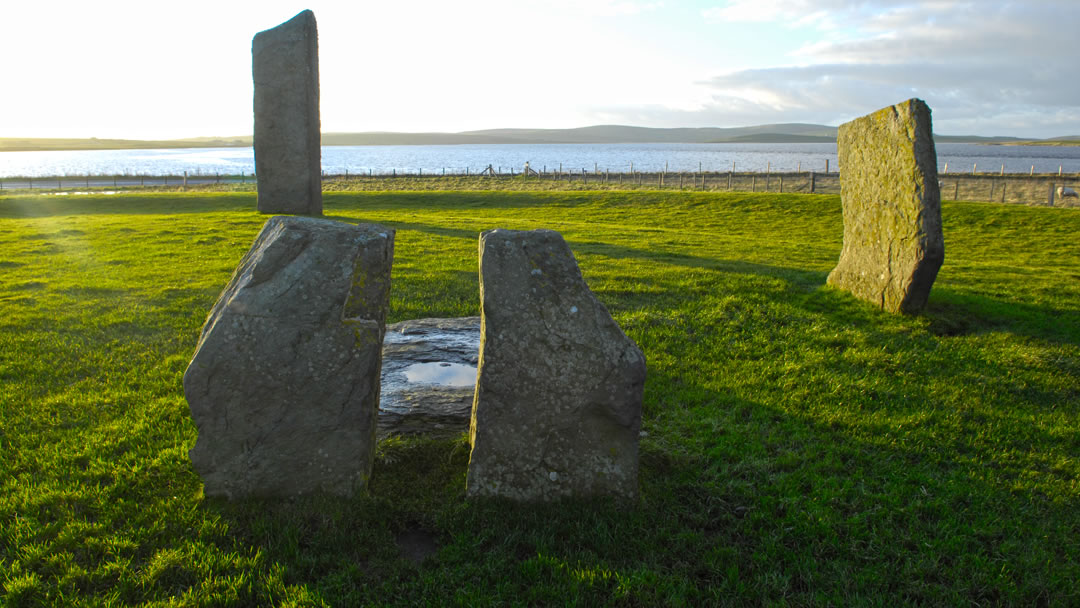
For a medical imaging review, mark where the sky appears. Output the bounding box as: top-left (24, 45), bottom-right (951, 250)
top-left (2, 0), bottom-right (1077, 139)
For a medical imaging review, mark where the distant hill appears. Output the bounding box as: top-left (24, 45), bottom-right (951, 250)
top-left (433, 123), bottom-right (841, 144)
top-left (934, 134), bottom-right (1026, 143)
top-left (0, 125), bottom-right (1067, 152)
top-left (994, 136), bottom-right (1080, 147)
top-left (722, 133), bottom-right (836, 143)
top-left (0, 136), bottom-right (251, 152)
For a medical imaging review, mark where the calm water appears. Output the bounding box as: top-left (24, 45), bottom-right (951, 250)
top-left (2, 142), bottom-right (1079, 178)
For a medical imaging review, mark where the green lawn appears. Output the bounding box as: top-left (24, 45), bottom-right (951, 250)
top-left (1, 190), bottom-right (1077, 606)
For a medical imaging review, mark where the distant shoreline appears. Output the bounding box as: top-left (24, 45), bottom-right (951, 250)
top-left (989, 140), bottom-right (1080, 147)
top-left (3, 126), bottom-right (1078, 153)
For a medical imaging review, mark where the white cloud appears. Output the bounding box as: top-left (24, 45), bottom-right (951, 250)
top-left (646, 1), bottom-right (1080, 136)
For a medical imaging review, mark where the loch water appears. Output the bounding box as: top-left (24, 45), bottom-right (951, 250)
top-left (2, 142), bottom-right (1079, 178)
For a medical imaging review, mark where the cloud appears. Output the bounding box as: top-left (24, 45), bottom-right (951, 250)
top-left (627, 1), bottom-right (1080, 136)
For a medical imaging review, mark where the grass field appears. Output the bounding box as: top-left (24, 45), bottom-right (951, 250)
top-left (1, 189), bottom-right (1078, 605)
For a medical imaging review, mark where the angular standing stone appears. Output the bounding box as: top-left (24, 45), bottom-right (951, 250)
top-left (253, 10), bottom-right (321, 215)
top-left (184, 216), bottom-right (393, 498)
top-left (827, 98), bottom-right (944, 314)
top-left (467, 229), bottom-right (646, 501)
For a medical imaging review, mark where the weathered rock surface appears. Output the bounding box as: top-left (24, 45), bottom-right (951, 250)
top-left (253, 10), bottom-right (321, 215)
top-left (827, 98), bottom-right (944, 314)
top-left (184, 216), bottom-right (393, 498)
top-left (378, 317), bottom-right (479, 439)
top-left (467, 229), bottom-right (646, 501)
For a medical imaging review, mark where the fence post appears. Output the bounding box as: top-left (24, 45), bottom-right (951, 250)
top-left (29, 177), bottom-right (32, 189)
top-left (679, 174), bottom-right (683, 189)
top-left (954, 180), bottom-right (959, 201)
top-left (825, 159), bottom-right (829, 173)
top-left (751, 175), bottom-right (756, 192)
top-left (1001, 180), bottom-right (1007, 203)
top-left (779, 175), bottom-right (784, 193)
top-left (728, 171), bottom-right (732, 191)
top-left (989, 179), bottom-right (995, 202)
top-left (1049, 183), bottom-right (1056, 206)
top-left (809, 171), bottom-right (815, 193)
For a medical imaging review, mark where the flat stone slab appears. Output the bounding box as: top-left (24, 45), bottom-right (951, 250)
top-left (828, 98), bottom-right (944, 314)
top-left (253, 10), bottom-right (322, 215)
top-left (378, 317), bottom-right (479, 439)
top-left (184, 216), bottom-right (393, 498)
top-left (467, 229), bottom-right (646, 502)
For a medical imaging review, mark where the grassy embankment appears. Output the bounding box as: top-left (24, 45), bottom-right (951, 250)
top-left (0, 190), bottom-right (1078, 605)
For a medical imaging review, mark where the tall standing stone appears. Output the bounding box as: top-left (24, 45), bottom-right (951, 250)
top-left (827, 98), bottom-right (944, 314)
top-left (184, 216), bottom-right (393, 498)
top-left (467, 229), bottom-right (646, 502)
top-left (253, 10), bottom-right (321, 215)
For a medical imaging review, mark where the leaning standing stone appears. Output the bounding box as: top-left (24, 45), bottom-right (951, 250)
top-left (827, 98), bottom-right (944, 314)
top-left (253, 10), bottom-right (322, 215)
top-left (467, 229), bottom-right (646, 501)
top-left (184, 216), bottom-right (393, 498)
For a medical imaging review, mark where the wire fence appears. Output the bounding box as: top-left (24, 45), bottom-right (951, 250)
top-left (2, 168), bottom-right (1078, 206)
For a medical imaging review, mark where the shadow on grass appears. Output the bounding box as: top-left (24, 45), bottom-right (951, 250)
top-left (369, 215), bottom-right (1078, 346)
top-left (0, 194), bottom-right (258, 218)
top-left (190, 361), bottom-right (1076, 604)
top-left (922, 288), bottom-right (1080, 344)
top-left (0, 191), bottom-right (604, 219)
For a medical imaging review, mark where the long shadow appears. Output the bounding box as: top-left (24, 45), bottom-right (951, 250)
top-left (191, 360), bottom-right (1077, 603)
top-left (326, 214), bottom-right (822, 281)
top-left (322, 215), bottom-right (481, 242)
top-left (351, 216), bottom-right (1079, 346)
top-left (0, 190), bottom-right (610, 220)
top-left (0, 194), bottom-right (260, 218)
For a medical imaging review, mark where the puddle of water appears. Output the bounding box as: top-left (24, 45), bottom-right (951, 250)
top-left (403, 362), bottom-right (476, 387)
